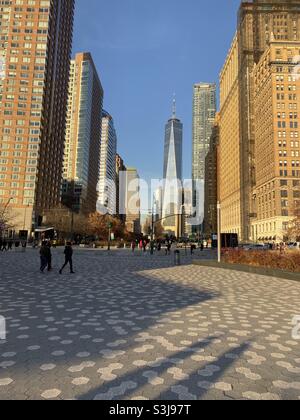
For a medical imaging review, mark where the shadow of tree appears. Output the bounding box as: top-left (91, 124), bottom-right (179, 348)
top-left (78, 340), bottom-right (249, 400)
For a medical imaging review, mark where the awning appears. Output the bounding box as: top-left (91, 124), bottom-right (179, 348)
top-left (34, 227), bottom-right (54, 233)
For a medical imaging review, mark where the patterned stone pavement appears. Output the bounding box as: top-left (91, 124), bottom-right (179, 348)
top-left (0, 248), bottom-right (299, 400)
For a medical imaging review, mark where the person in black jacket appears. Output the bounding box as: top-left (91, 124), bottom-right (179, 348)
top-left (59, 242), bottom-right (74, 274)
top-left (40, 241), bottom-right (50, 273)
top-left (47, 241), bottom-right (52, 271)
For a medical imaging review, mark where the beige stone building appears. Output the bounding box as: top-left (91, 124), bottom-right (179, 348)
top-left (219, 34), bottom-right (242, 237)
top-left (0, 0), bottom-right (75, 235)
top-left (251, 40), bottom-right (300, 242)
top-left (124, 168), bottom-right (141, 236)
top-left (219, 0), bottom-right (300, 242)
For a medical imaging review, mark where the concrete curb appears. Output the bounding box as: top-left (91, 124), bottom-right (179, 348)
top-left (192, 260), bottom-right (300, 283)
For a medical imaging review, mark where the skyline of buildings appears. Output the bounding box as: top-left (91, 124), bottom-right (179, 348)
top-left (1, 0), bottom-right (299, 244)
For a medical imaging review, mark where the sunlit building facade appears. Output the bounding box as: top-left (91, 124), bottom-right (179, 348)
top-left (251, 40), bottom-right (300, 242)
top-left (0, 0), bottom-right (75, 233)
top-left (219, 0), bottom-right (300, 241)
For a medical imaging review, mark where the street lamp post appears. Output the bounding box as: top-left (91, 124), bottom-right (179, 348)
top-left (108, 222), bottom-right (112, 251)
top-left (217, 202), bottom-right (221, 264)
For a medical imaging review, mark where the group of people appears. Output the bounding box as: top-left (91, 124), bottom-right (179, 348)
top-left (0, 238), bottom-right (27, 252)
top-left (131, 239), bottom-right (173, 256)
top-left (40, 241), bottom-right (74, 274)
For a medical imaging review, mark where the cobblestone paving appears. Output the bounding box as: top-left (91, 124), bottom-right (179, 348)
top-left (0, 248), bottom-right (300, 400)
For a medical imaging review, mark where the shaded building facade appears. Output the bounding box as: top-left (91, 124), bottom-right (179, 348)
top-left (115, 154), bottom-right (126, 222)
top-left (192, 83), bottom-right (216, 226)
top-left (62, 52), bottom-right (103, 215)
top-left (98, 110), bottom-right (117, 215)
top-left (204, 115), bottom-right (220, 237)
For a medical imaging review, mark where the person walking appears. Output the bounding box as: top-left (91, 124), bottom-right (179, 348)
top-left (40, 241), bottom-right (50, 273)
top-left (47, 241), bottom-right (52, 271)
top-left (166, 241), bottom-right (171, 256)
top-left (7, 240), bottom-right (13, 251)
top-left (143, 240), bottom-right (147, 253)
top-left (150, 240), bottom-right (155, 255)
top-left (1, 239), bottom-right (7, 252)
top-left (59, 242), bottom-right (74, 274)
top-left (131, 241), bottom-right (136, 253)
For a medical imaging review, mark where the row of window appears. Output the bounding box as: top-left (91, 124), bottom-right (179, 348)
top-left (277, 121), bottom-right (298, 128)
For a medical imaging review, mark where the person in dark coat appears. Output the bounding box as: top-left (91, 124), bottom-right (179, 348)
top-left (40, 241), bottom-right (50, 273)
top-left (59, 242), bottom-right (74, 274)
top-left (47, 241), bottom-right (52, 271)
top-left (1, 239), bottom-right (7, 251)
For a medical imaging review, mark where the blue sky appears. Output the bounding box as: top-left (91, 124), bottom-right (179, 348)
top-left (73, 0), bottom-right (241, 182)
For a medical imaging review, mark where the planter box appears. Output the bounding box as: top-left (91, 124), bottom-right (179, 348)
top-left (192, 260), bottom-right (300, 282)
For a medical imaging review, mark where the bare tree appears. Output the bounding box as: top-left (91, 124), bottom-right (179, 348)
top-left (88, 213), bottom-right (127, 241)
top-left (0, 204), bottom-right (15, 237)
top-left (288, 202), bottom-right (300, 241)
top-left (43, 205), bottom-right (89, 238)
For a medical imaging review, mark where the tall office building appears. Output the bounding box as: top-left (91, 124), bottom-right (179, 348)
top-left (192, 83), bottom-right (216, 228)
top-left (62, 52), bottom-right (103, 215)
top-left (98, 110), bottom-right (117, 215)
top-left (219, 35), bottom-right (242, 237)
top-left (219, 0), bottom-right (300, 241)
top-left (0, 0), bottom-right (75, 233)
top-left (162, 100), bottom-right (183, 237)
top-left (115, 154), bottom-right (126, 221)
top-left (204, 114), bottom-right (220, 237)
top-left (124, 168), bottom-right (141, 235)
top-left (252, 40), bottom-right (300, 242)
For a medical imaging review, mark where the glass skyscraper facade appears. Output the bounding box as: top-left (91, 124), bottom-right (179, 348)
top-left (98, 110), bottom-right (117, 215)
top-left (192, 83), bottom-right (217, 182)
top-left (162, 101), bottom-right (183, 233)
top-left (63, 53), bottom-right (103, 214)
top-left (192, 83), bottom-right (216, 228)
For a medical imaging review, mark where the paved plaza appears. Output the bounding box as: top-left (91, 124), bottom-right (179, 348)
top-left (0, 248), bottom-right (300, 400)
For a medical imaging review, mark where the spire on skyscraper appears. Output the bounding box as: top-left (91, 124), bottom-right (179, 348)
top-left (172, 93), bottom-right (176, 119)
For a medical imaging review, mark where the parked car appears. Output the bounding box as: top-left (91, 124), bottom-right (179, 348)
top-left (288, 242), bottom-right (300, 250)
top-left (240, 243), bottom-right (269, 251)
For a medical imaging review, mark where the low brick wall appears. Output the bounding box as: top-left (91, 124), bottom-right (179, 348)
top-left (192, 260), bottom-right (300, 282)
